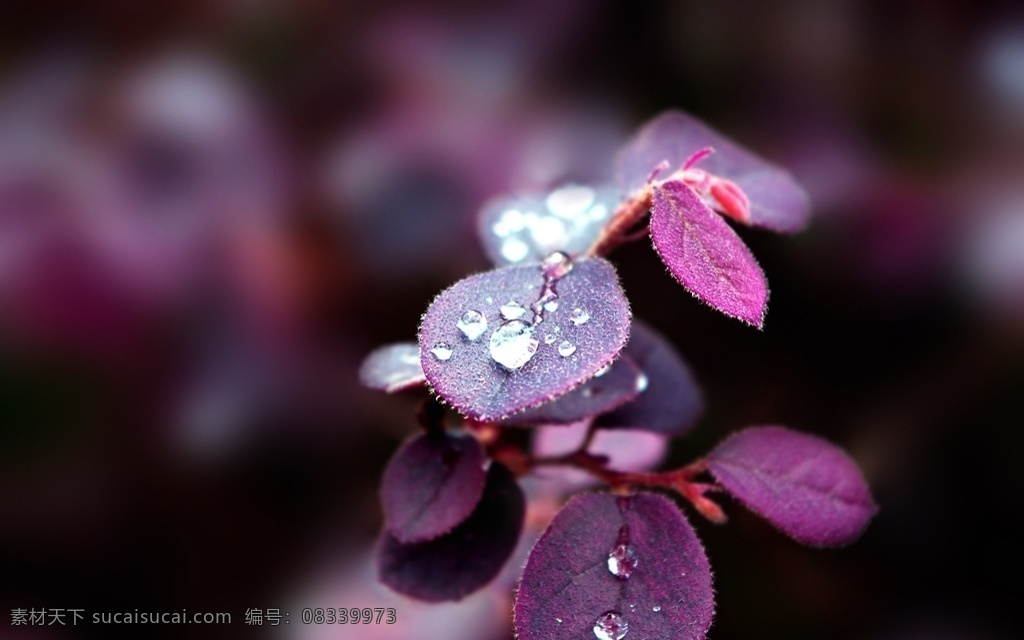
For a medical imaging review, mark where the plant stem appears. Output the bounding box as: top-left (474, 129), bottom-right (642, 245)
top-left (584, 188), bottom-right (654, 258)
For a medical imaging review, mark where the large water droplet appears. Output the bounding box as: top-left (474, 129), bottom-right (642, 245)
top-left (430, 343), bottom-right (453, 361)
top-left (501, 237), bottom-right (530, 262)
top-left (607, 543), bottom-right (638, 579)
top-left (500, 301), bottom-right (527, 320)
top-left (570, 307), bottom-right (591, 326)
top-left (456, 309), bottom-right (487, 341)
top-left (541, 251), bottom-right (573, 280)
top-left (489, 320), bottom-right (539, 370)
top-left (558, 340), bottom-right (577, 357)
top-left (593, 611), bottom-right (628, 640)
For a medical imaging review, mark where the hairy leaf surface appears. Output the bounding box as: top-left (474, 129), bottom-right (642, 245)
top-left (419, 258), bottom-right (631, 420)
top-left (706, 426), bottom-right (878, 546)
top-left (650, 179), bottom-right (768, 327)
top-left (378, 463), bottom-right (524, 602)
top-left (514, 492), bottom-right (714, 640)
top-left (380, 432), bottom-right (487, 543)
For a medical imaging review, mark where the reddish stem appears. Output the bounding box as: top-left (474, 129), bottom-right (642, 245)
top-left (583, 188), bottom-right (654, 258)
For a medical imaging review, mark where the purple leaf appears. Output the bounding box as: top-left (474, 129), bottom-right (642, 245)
top-left (477, 184), bottom-right (620, 266)
top-left (706, 425), bottom-right (878, 547)
top-left (617, 110), bottom-right (811, 232)
top-left (514, 492), bottom-right (714, 640)
top-left (596, 320), bottom-right (704, 435)
top-left (378, 462), bottom-right (525, 602)
top-left (419, 257), bottom-right (631, 421)
top-left (502, 356), bottom-right (643, 426)
top-left (650, 179), bottom-right (769, 327)
top-left (380, 432), bottom-right (487, 543)
top-left (359, 343), bottom-right (426, 393)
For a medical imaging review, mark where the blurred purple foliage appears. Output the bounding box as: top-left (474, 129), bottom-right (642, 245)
top-left (1, 1), bottom-right (1022, 639)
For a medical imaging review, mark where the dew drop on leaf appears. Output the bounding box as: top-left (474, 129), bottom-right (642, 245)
top-left (570, 307), bottom-right (590, 326)
top-left (593, 610), bottom-right (629, 640)
top-left (607, 539), bottom-right (638, 579)
top-left (430, 343), bottom-right (453, 361)
top-left (489, 320), bottom-right (539, 370)
top-left (544, 334), bottom-right (557, 345)
top-left (557, 340), bottom-right (577, 357)
top-left (456, 310), bottom-right (487, 341)
top-left (500, 300), bottom-right (528, 320)
top-left (541, 251), bottom-right (574, 280)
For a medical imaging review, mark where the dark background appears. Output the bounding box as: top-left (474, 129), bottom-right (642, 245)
top-left (2, 1), bottom-right (1022, 639)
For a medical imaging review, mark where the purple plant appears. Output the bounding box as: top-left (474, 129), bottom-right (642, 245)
top-left (360, 110), bottom-right (876, 639)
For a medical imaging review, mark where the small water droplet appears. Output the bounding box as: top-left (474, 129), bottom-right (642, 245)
top-left (430, 343), bottom-right (453, 361)
top-left (593, 611), bottom-right (628, 640)
top-left (541, 251), bottom-right (573, 280)
top-left (485, 296), bottom-right (494, 304)
top-left (501, 237), bottom-right (530, 262)
top-left (456, 309), bottom-right (487, 341)
top-left (607, 543), bottom-right (638, 579)
top-left (635, 373), bottom-right (649, 393)
top-left (544, 334), bottom-right (557, 345)
top-left (544, 300), bottom-right (559, 312)
top-left (652, 606), bottom-right (662, 613)
top-left (500, 301), bottom-right (527, 320)
top-left (570, 308), bottom-right (590, 326)
top-left (489, 320), bottom-right (539, 370)
top-left (556, 618), bottom-right (563, 623)
top-left (557, 340), bottom-right (576, 357)
top-left (594, 363), bottom-right (612, 377)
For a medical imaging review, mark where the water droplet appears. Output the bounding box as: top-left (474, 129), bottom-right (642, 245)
top-left (594, 363), bottom-right (612, 377)
top-left (541, 251), bottom-right (573, 280)
top-left (593, 611), bottom-right (628, 640)
top-left (652, 606), bottom-right (661, 613)
top-left (485, 296), bottom-right (493, 304)
top-left (556, 617), bottom-right (563, 623)
top-left (544, 300), bottom-right (560, 312)
top-left (635, 373), bottom-right (649, 393)
top-left (544, 334), bottom-right (557, 345)
top-left (501, 237), bottom-right (530, 262)
top-left (607, 543), bottom-right (638, 579)
top-left (456, 310), bottom-right (487, 341)
top-left (558, 340), bottom-right (576, 357)
top-left (570, 308), bottom-right (590, 326)
top-left (489, 320), bottom-right (539, 370)
top-left (500, 301), bottom-right (527, 320)
top-left (430, 343), bottom-right (453, 361)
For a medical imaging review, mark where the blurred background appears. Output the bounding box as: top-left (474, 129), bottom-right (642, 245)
top-left (1, 0), bottom-right (1021, 638)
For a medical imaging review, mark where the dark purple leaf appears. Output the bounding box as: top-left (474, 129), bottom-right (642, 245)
top-left (359, 343), bottom-right (425, 393)
top-left (514, 492), bottom-right (714, 640)
top-left (596, 320), bottom-right (704, 435)
top-left (380, 432), bottom-right (487, 543)
top-left (378, 462), bottom-right (525, 602)
top-left (650, 179), bottom-right (768, 327)
top-left (706, 426), bottom-right (878, 547)
top-left (502, 356), bottom-right (642, 425)
top-left (419, 257), bottom-right (631, 421)
top-left (617, 110), bottom-right (811, 232)
top-left (477, 184), bottom-right (620, 266)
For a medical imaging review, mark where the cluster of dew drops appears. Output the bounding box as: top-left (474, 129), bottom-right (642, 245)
top-left (428, 251), bottom-right (592, 372)
top-left (587, 526), bottom-right (645, 640)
